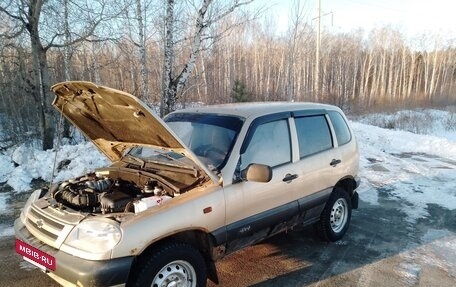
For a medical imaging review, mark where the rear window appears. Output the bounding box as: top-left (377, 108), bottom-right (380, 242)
top-left (295, 115), bottom-right (332, 158)
top-left (328, 111), bottom-right (351, 146)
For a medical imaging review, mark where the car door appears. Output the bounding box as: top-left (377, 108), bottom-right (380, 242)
top-left (222, 114), bottom-right (300, 252)
top-left (327, 110), bottom-right (360, 178)
top-left (289, 112), bottom-right (338, 222)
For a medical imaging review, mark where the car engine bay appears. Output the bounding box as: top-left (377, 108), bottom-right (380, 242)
top-left (50, 165), bottom-right (204, 214)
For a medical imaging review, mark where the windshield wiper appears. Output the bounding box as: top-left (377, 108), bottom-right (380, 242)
top-left (154, 150), bottom-right (183, 162)
top-left (123, 154), bottom-right (145, 168)
top-left (207, 164), bottom-right (220, 175)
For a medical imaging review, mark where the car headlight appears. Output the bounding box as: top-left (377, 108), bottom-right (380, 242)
top-left (20, 189), bottom-right (42, 223)
top-left (63, 218), bottom-right (121, 256)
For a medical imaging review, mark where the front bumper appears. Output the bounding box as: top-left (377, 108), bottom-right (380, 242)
top-left (14, 218), bottom-right (134, 287)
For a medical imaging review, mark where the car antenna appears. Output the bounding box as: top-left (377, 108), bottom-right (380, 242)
top-left (49, 102), bottom-right (66, 191)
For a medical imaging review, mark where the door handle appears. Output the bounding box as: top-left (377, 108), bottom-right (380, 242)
top-left (282, 173), bottom-right (298, 182)
top-left (330, 159), bottom-right (341, 166)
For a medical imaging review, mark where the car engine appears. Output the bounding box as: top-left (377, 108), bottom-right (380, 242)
top-left (50, 171), bottom-right (173, 214)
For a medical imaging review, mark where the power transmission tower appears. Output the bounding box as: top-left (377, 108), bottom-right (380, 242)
top-left (314, 0), bottom-right (332, 102)
top-left (315, 0), bottom-right (321, 101)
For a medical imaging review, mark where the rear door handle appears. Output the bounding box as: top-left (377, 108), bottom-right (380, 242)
top-left (283, 173), bottom-right (298, 182)
top-left (330, 159), bottom-right (341, 166)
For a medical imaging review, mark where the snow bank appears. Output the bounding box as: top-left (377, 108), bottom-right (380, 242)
top-left (354, 109), bottom-right (456, 142)
top-left (352, 113), bottom-right (456, 223)
top-left (352, 122), bottom-right (456, 160)
top-left (1, 142), bottom-right (108, 192)
top-left (0, 154), bottom-right (15, 183)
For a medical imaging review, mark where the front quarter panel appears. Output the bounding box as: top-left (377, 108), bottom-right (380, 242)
top-left (111, 183), bottom-right (224, 258)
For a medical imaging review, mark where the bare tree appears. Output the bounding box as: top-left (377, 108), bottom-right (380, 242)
top-left (1, 0), bottom-right (455, 139)
top-left (122, 0), bottom-right (157, 102)
top-left (285, 0), bottom-right (309, 102)
top-left (0, 0), bottom-right (124, 149)
top-left (161, 0), bottom-right (254, 116)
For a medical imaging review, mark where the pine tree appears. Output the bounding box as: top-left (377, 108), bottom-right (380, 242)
top-left (230, 79), bottom-right (250, 102)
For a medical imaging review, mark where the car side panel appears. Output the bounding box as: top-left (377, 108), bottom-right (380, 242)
top-left (222, 163), bottom-right (298, 240)
top-left (288, 148), bottom-right (338, 206)
top-left (223, 201), bottom-right (299, 252)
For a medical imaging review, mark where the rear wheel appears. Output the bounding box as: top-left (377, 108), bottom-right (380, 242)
top-left (316, 188), bottom-right (352, 242)
top-left (129, 242), bottom-right (207, 287)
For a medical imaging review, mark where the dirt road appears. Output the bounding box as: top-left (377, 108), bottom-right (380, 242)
top-left (1, 197), bottom-right (455, 287)
top-left (1, 151), bottom-right (455, 286)
top-left (206, 202), bottom-right (456, 287)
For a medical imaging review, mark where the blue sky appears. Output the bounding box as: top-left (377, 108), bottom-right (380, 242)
top-left (256, 0), bottom-right (456, 40)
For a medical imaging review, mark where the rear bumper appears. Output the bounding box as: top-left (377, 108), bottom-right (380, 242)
top-left (14, 218), bottom-right (134, 287)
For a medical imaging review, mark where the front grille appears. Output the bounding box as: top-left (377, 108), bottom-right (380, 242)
top-left (24, 204), bottom-right (74, 248)
top-left (30, 207), bottom-right (65, 230)
top-left (26, 217), bottom-right (59, 240)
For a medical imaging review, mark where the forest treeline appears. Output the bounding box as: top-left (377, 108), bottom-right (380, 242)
top-left (1, 0), bottom-right (455, 149)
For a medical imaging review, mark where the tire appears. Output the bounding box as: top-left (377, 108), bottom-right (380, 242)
top-left (316, 187), bottom-right (352, 242)
top-left (128, 241), bottom-right (207, 287)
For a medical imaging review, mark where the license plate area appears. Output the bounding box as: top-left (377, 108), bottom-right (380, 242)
top-left (15, 239), bottom-right (56, 271)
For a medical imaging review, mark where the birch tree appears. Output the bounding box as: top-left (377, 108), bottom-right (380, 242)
top-left (122, 0), bottom-right (156, 102)
top-left (285, 0), bottom-right (309, 102)
top-left (161, 0), bottom-right (254, 116)
top-left (0, 0), bottom-right (124, 149)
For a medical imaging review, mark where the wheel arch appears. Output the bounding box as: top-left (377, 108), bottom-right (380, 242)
top-left (334, 176), bottom-right (358, 209)
top-left (130, 228), bottom-right (220, 284)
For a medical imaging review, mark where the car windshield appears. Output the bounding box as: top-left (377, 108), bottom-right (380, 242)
top-left (165, 113), bottom-right (244, 171)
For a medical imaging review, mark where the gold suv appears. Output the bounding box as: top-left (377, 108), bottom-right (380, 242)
top-left (15, 81), bottom-right (360, 287)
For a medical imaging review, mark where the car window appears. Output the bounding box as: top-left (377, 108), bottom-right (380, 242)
top-left (328, 111), bottom-right (351, 146)
top-left (295, 115), bottom-right (332, 158)
top-left (241, 119), bottom-right (291, 170)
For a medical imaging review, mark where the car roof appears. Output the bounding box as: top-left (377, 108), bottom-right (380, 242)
top-left (172, 102), bottom-right (341, 119)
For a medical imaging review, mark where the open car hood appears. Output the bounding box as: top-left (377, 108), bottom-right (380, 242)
top-left (51, 81), bottom-right (218, 183)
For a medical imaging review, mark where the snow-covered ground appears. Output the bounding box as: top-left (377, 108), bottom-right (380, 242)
top-left (352, 121), bottom-right (456, 222)
top-left (353, 109), bottom-right (456, 141)
top-left (350, 108), bottom-right (456, 222)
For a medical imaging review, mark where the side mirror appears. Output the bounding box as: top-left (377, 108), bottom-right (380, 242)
top-left (241, 164), bottom-right (272, 183)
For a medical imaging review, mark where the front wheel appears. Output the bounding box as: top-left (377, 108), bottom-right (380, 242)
top-left (128, 242), bottom-right (207, 287)
top-left (316, 188), bottom-right (352, 242)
